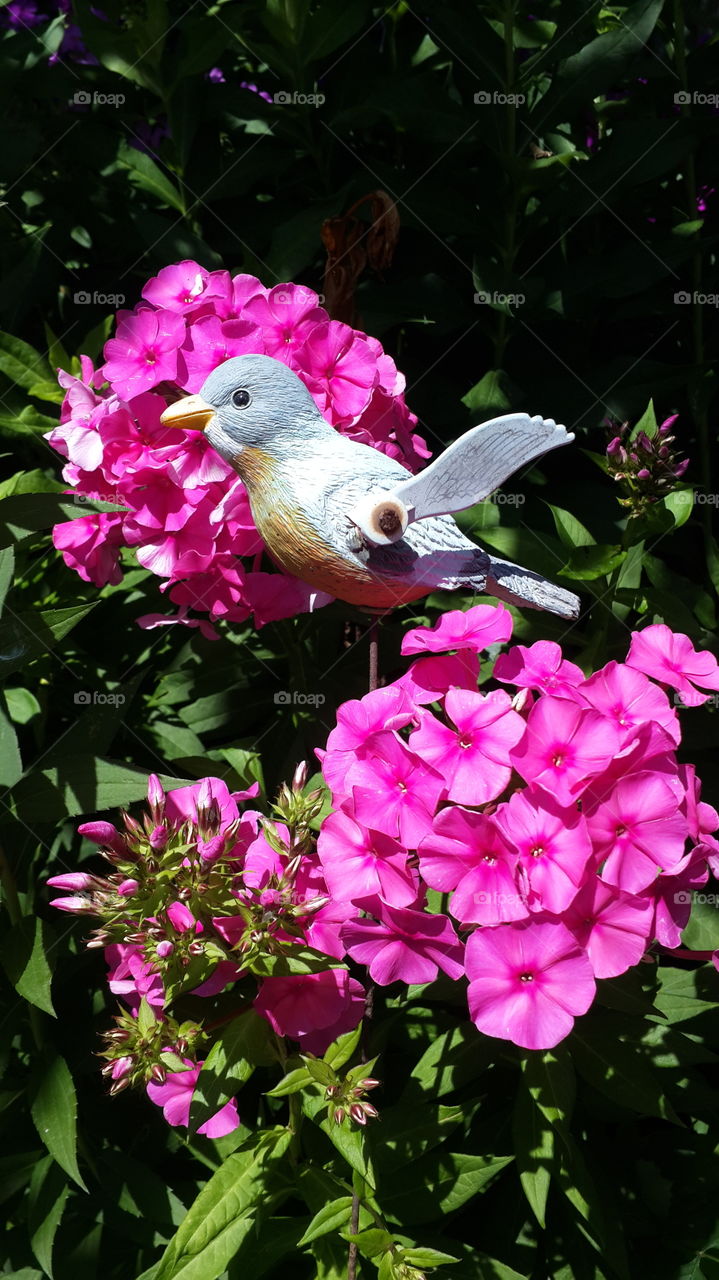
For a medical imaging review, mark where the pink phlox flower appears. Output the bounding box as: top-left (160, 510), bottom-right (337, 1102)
top-left (141, 261), bottom-right (232, 314)
top-left (254, 969), bottom-right (365, 1054)
top-left (164, 777), bottom-right (240, 833)
top-left (243, 284), bottom-right (328, 360)
top-left (178, 314), bottom-right (260, 392)
top-left (298, 321), bottom-right (378, 422)
top-left (401, 603), bottom-right (513, 656)
top-left (419, 806), bottom-right (528, 925)
top-left (341, 898), bottom-right (464, 986)
top-left (317, 809), bottom-right (418, 908)
top-left (409, 688), bottom-right (525, 806)
top-left (588, 771), bottom-right (689, 893)
top-left (645, 848), bottom-right (709, 949)
top-left (52, 512), bottom-right (125, 587)
top-left (102, 308), bottom-right (186, 398)
top-left (394, 651), bottom-right (480, 706)
top-left (493, 640), bottom-right (584, 695)
top-left (574, 660), bottom-right (680, 746)
top-left (510, 696), bottom-right (625, 806)
top-left (147, 1056), bottom-right (240, 1137)
top-left (626, 624), bottom-right (719, 708)
top-left (344, 732), bottom-right (446, 848)
top-left (494, 788), bottom-right (593, 915)
top-left (105, 943), bottom-right (164, 1012)
top-left (465, 918), bottom-right (596, 1050)
top-left (564, 877), bottom-right (654, 977)
top-left (319, 687), bottom-right (417, 797)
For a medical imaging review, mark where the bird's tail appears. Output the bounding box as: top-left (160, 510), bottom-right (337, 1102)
top-left (482, 554), bottom-right (580, 620)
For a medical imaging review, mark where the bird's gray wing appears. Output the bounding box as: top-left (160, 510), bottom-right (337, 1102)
top-left (389, 414), bottom-right (573, 522)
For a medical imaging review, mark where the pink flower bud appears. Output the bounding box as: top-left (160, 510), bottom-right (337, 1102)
top-left (359, 1078), bottom-right (380, 1091)
top-left (659, 413), bottom-right (679, 435)
top-left (637, 468), bottom-right (651, 480)
top-left (78, 820), bottom-right (127, 855)
top-left (674, 459), bottom-right (690, 478)
top-left (156, 940), bottom-right (174, 958)
top-left (349, 1104), bottom-right (367, 1125)
top-left (147, 773), bottom-right (165, 819)
top-left (199, 835), bottom-right (226, 863)
top-left (47, 872), bottom-right (96, 892)
top-left (292, 760), bottom-right (308, 791)
top-left (150, 1063), bottom-right (167, 1084)
top-left (117, 878), bottom-right (139, 897)
top-left (49, 895), bottom-right (96, 914)
top-left (111, 1056), bottom-right (133, 1079)
top-left (333, 1107), bottom-right (346, 1125)
top-left (606, 437), bottom-right (622, 456)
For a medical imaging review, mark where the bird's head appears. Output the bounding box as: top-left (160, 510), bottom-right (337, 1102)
top-left (159, 353), bottom-right (326, 463)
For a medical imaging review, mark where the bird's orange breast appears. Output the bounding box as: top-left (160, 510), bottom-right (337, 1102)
top-left (233, 447), bottom-right (429, 608)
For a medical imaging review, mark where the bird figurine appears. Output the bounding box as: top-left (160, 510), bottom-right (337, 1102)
top-left (160, 354), bottom-right (580, 620)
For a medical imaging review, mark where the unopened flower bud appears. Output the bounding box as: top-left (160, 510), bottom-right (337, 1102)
top-left (150, 1063), bottom-right (167, 1084)
top-left (78, 820), bottom-right (128, 856)
top-left (156, 940), bottom-right (174, 958)
top-left (637, 468), bottom-right (651, 480)
top-left (149, 825), bottom-right (169, 851)
top-left (292, 760), bottom-right (308, 792)
top-left (334, 1107), bottom-right (346, 1125)
top-left (147, 774), bottom-right (166, 822)
top-left (349, 1104), bottom-right (368, 1125)
top-left (117, 878), bottom-right (139, 897)
top-left (359, 1078), bottom-right (380, 1091)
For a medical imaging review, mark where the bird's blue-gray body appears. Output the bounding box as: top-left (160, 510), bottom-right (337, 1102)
top-left (160, 354), bottom-right (580, 619)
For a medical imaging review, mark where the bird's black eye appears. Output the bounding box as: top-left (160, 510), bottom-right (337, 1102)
top-left (232, 388), bottom-right (251, 409)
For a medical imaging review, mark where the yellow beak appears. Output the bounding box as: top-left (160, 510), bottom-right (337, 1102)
top-left (160, 394), bottom-right (215, 432)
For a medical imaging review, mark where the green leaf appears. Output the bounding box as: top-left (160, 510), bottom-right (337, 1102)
top-left (297, 1196), bottom-right (354, 1247)
top-left (407, 1024), bottom-right (495, 1098)
top-left (28, 1155), bottom-right (69, 1278)
top-left (5, 686), bottom-right (41, 724)
top-left (0, 545), bottom-right (14, 616)
top-left (522, 1047), bottom-right (576, 1133)
top-left (571, 1021), bottom-right (680, 1122)
top-left (0, 602), bottom-right (97, 677)
top-left (662, 489), bottom-right (694, 530)
top-left (342, 1228), bottom-right (392, 1258)
top-left (266, 1066), bottom-right (313, 1098)
top-left (628, 398), bottom-right (658, 442)
top-left (323, 1024), bottom-right (362, 1071)
top-left (303, 1056), bottom-right (337, 1087)
top-left (0, 916), bottom-right (55, 1015)
top-left (0, 701), bottom-right (22, 787)
top-left (546, 504), bottom-right (594, 549)
top-left (654, 966), bottom-right (719, 1023)
top-left (402, 1247), bottom-right (459, 1266)
top-left (375, 1101), bottom-right (465, 1173)
top-left (8, 759), bottom-right (191, 825)
top-left (541, 0), bottom-right (664, 113)
top-left (30, 1053), bottom-right (86, 1190)
top-left (154, 1129), bottom-right (291, 1280)
top-left (302, 1093), bottom-right (375, 1185)
top-left (382, 1152), bottom-right (513, 1223)
top-left (462, 369), bottom-right (513, 416)
top-left (681, 899), bottom-right (719, 951)
top-left (513, 1082), bottom-right (553, 1227)
top-left (247, 946), bottom-right (343, 977)
top-left (117, 142), bottom-right (186, 214)
top-left (559, 543), bottom-right (626, 580)
top-left (0, 331), bottom-right (53, 392)
top-left (190, 1011), bottom-right (271, 1132)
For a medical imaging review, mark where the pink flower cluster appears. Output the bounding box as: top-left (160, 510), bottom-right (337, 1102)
top-left (317, 613), bottom-right (719, 1050)
top-left (46, 263), bottom-right (429, 632)
top-left (49, 772), bottom-right (366, 1137)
